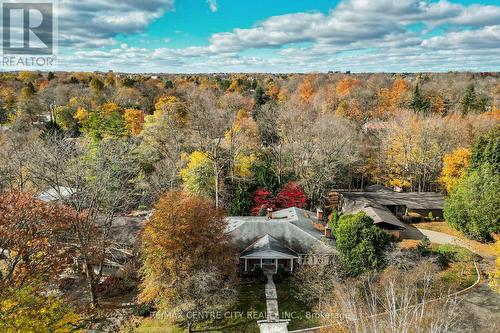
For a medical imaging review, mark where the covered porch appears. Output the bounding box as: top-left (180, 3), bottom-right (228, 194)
top-left (239, 234), bottom-right (298, 273)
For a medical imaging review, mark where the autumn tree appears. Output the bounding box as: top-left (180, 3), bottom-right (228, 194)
top-left (140, 95), bottom-right (188, 197)
top-left (440, 147), bottom-right (471, 193)
top-left (381, 112), bottom-right (465, 191)
top-left (25, 136), bottom-right (141, 307)
top-left (180, 151), bottom-right (215, 198)
top-left (0, 284), bottom-right (82, 333)
top-left (0, 192), bottom-right (73, 289)
top-left (298, 76), bottom-right (314, 104)
top-left (187, 90), bottom-right (243, 208)
top-left (139, 191), bottom-right (237, 328)
top-left (124, 108), bottom-right (145, 136)
top-left (276, 182), bottom-right (307, 209)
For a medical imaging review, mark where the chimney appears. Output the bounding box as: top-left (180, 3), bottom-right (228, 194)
top-left (325, 228), bottom-right (332, 238)
top-left (266, 208), bottom-right (273, 219)
top-left (316, 208), bottom-right (324, 221)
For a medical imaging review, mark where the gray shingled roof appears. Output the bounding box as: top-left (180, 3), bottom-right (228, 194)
top-left (340, 192), bottom-right (444, 230)
top-left (227, 207), bottom-right (334, 254)
top-left (342, 192), bottom-right (445, 210)
top-left (240, 234), bottom-right (298, 259)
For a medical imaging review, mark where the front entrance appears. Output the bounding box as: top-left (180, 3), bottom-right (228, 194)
top-left (242, 257), bottom-right (295, 273)
top-left (262, 259), bottom-right (276, 273)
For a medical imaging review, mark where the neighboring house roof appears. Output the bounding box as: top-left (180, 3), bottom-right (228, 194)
top-left (342, 192), bottom-right (444, 210)
top-left (110, 215), bottom-right (148, 246)
top-left (363, 184), bottom-right (393, 193)
top-left (37, 186), bottom-right (76, 203)
top-left (340, 192), bottom-right (445, 230)
top-left (240, 234), bottom-right (298, 259)
top-left (227, 207), bottom-right (334, 255)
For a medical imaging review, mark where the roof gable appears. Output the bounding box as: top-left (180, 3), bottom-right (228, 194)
top-left (240, 234), bottom-right (298, 259)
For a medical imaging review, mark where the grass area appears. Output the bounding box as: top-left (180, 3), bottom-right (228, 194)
top-left (413, 221), bottom-right (496, 259)
top-left (276, 281), bottom-right (320, 331)
top-left (133, 278), bottom-right (318, 333)
top-left (134, 319), bottom-right (183, 333)
top-left (432, 244), bottom-right (479, 291)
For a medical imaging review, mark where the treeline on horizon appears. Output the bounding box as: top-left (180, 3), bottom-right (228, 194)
top-left (0, 70), bottom-right (499, 214)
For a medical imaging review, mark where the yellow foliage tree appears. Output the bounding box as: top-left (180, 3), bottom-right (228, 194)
top-left (124, 109), bottom-right (145, 136)
top-left (375, 77), bottom-right (409, 117)
top-left (0, 286), bottom-right (81, 333)
top-left (155, 95), bottom-right (187, 126)
top-left (266, 81), bottom-right (279, 100)
top-left (101, 102), bottom-right (121, 115)
top-left (489, 236), bottom-right (500, 294)
top-left (73, 107), bottom-right (89, 124)
top-left (179, 151), bottom-right (215, 197)
top-left (440, 147), bottom-right (471, 193)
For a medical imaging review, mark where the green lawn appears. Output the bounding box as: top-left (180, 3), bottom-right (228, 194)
top-left (275, 281), bottom-right (321, 331)
top-left (432, 244), bottom-right (479, 291)
top-left (134, 278), bottom-right (318, 333)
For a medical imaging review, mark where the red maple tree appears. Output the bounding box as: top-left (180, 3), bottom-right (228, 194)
top-left (251, 182), bottom-right (307, 215)
top-left (276, 182), bottom-right (307, 209)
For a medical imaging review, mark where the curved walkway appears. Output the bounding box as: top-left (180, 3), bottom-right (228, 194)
top-left (403, 223), bottom-right (495, 260)
top-left (403, 223), bottom-right (500, 332)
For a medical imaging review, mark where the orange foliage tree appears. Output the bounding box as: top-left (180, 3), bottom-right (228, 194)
top-left (139, 191), bottom-right (237, 316)
top-left (124, 109), bottom-right (145, 135)
top-left (299, 77), bottom-right (315, 104)
top-left (0, 192), bottom-right (73, 289)
top-left (336, 77), bottom-right (361, 98)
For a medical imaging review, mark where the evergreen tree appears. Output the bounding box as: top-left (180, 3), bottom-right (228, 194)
top-left (460, 84), bottom-right (477, 115)
top-left (40, 120), bottom-right (64, 140)
top-left (410, 84), bottom-right (430, 115)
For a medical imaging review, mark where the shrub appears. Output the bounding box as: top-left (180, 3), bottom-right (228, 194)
top-left (273, 266), bottom-right (288, 284)
top-left (335, 212), bottom-right (391, 276)
top-left (417, 236), bottom-right (431, 256)
top-left (133, 303), bottom-right (153, 317)
top-left (253, 267), bottom-right (268, 283)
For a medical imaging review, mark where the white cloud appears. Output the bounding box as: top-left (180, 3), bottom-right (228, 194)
top-left (5, 0), bottom-right (500, 72)
top-left (207, 0), bottom-right (218, 13)
top-left (194, 0), bottom-right (500, 54)
top-left (53, 0), bottom-right (175, 47)
top-left (422, 25), bottom-right (500, 50)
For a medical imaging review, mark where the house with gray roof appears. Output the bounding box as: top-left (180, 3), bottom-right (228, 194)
top-left (339, 191), bottom-right (445, 238)
top-left (227, 207), bottom-right (336, 273)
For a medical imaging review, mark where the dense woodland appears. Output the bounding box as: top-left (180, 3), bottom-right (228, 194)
top-left (0, 71), bottom-right (499, 213)
top-left (0, 71), bottom-right (499, 332)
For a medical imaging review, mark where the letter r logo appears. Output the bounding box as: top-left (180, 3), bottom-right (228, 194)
top-left (2, 2), bottom-right (53, 55)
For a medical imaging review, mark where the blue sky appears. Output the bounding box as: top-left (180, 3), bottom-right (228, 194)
top-left (3, 0), bottom-right (500, 72)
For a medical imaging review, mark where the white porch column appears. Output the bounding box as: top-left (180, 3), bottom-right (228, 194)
top-left (244, 258), bottom-right (247, 272)
top-left (260, 258), bottom-right (263, 269)
top-left (275, 259), bottom-right (277, 273)
top-left (290, 258), bottom-right (293, 272)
